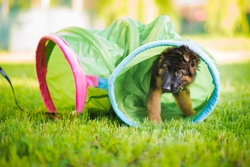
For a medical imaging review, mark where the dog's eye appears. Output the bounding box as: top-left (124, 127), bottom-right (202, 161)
top-left (175, 70), bottom-right (182, 75)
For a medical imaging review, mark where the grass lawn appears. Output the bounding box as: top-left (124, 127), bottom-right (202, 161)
top-left (0, 61), bottom-right (250, 167)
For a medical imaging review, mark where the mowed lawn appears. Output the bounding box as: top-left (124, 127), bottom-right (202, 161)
top-left (0, 61), bottom-right (249, 167)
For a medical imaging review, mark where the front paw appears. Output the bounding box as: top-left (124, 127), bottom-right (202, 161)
top-left (148, 113), bottom-right (162, 123)
top-left (183, 109), bottom-right (195, 117)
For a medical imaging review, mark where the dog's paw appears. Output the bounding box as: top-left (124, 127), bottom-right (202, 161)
top-left (183, 109), bottom-right (195, 117)
top-left (148, 114), bottom-right (162, 123)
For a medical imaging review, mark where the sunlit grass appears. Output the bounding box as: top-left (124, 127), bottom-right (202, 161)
top-left (0, 62), bottom-right (250, 167)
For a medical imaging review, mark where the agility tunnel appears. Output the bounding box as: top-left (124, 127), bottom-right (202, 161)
top-left (36, 16), bottom-right (220, 126)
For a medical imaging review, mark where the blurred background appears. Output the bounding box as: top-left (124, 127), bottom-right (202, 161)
top-left (0, 0), bottom-right (250, 62)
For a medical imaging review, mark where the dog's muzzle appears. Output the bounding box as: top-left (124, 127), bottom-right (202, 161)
top-left (162, 85), bottom-right (183, 93)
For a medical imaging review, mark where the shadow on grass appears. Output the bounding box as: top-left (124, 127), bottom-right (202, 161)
top-left (41, 107), bottom-right (125, 126)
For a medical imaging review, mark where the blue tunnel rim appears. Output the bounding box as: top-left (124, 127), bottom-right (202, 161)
top-left (108, 39), bottom-right (220, 127)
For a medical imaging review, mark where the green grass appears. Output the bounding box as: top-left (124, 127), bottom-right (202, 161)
top-left (0, 62), bottom-right (250, 167)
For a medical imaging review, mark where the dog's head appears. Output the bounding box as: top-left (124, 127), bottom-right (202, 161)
top-left (158, 45), bottom-right (200, 93)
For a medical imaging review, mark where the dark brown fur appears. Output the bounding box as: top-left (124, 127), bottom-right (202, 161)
top-left (147, 45), bottom-right (200, 123)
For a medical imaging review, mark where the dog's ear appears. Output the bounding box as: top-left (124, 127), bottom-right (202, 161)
top-left (183, 54), bottom-right (190, 63)
top-left (179, 45), bottom-right (190, 63)
top-left (179, 45), bottom-right (200, 66)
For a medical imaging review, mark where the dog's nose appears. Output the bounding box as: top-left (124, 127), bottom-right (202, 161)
top-left (163, 85), bottom-right (172, 92)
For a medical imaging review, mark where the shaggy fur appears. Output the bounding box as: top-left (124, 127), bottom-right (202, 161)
top-left (147, 45), bottom-right (200, 123)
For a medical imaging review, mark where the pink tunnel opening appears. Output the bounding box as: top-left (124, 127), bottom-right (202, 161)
top-left (36, 35), bottom-right (99, 113)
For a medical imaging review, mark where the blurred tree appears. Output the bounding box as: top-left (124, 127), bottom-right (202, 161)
top-left (102, 0), bottom-right (123, 24)
top-left (95, 0), bottom-right (133, 26)
top-left (154, 0), bottom-right (180, 32)
top-left (205, 0), bottom-right (250, 36)
top-left (8, 0), bottom-right (31, 10)
top-left (50, 0), bottom-right (71, 7)
top-left (93, 0), bottom-right (177, 28)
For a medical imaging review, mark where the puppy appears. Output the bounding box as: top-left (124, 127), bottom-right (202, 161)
top-left (146, 45), bottom-right (200, 123)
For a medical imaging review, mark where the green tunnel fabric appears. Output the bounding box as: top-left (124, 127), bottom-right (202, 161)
top-left (46, 44), bottom-right (75, 110)
top-left (57, 15), bottom-right (182, 78)
top-left (45, 15), bottom-right (183, 112)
